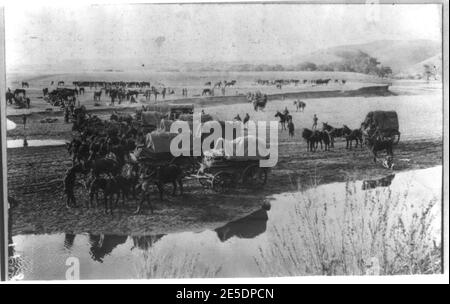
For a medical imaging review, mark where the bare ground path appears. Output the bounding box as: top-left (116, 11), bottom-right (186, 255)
top-left (7, 138), bottom-right (442, 236)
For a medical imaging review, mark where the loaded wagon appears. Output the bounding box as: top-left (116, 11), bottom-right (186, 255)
top-left (361, 111), bottom-right (401, 144)
top-left (132, 129), bottom-right (199, 174)
top-left (195, 136), bottom-right (269, 192)
top-left (361, 111), bottom-right (400, 168)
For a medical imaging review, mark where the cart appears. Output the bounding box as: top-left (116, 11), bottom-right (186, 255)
top-left (196, 152), bottom-right (268, 192)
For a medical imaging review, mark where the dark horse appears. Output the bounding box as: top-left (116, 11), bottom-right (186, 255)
top-left (322, 122), bottom-right (346, 147)
top-left (135, 164), bottom-right (184, 214)
top-left (275, 111), bottom-right (292, 131)
top-left (202, 88), bottom-right (213, 96)
top-left (364, 135), bottom-right (394, 163)
top-left (302, 128), bottom-right (320, 152)
top-left (93, 91), bottom-right (102, 101)
top-left (293, 100), bottom-right (306, 112)
top-left (302, 128), bottom-right (331, 152)
top-left (343, 125), bottom-right (363, 149)
top-left (253, 95), bottom-right (268, 111)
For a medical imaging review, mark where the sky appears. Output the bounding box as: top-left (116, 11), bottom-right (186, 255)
top-left (3, 3), bottom-right (442, 71)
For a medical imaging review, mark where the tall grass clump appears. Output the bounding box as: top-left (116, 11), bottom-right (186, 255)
top-left (255, 179), bottom-right (441, 276)
top-left (134, 243), bottom-right (223, 279)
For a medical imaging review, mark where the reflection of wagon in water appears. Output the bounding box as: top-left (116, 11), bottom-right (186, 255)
top-left (195, 137), bottom-right (269, 192)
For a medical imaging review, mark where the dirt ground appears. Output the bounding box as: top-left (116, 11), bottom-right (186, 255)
top-left (7, 133), bottom-right (442, 236)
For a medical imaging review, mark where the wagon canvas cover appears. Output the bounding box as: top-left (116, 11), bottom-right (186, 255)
top-left (141, 111), bottom-right (163, 126)
top-left (145, 104), bottom-right (171, 114)
top-left (365, 111), bottom-right (399, 131)
top-left (213, 135), bottom-right (270, 161)
top-left (145, 130), bottom-right (177, 153)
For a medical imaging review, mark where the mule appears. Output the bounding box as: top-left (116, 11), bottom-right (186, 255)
top-left (364, 136), bottom-right (394, 163)
top-left (93, 91), bottom-right (102, 101)
top-left (302, 128), bottom-right (322, 152)
top-left (343, 125), bottom-right (363, 149)
top-left (322, 122), bottom-right (346, 147)
top-left (293, 100), bottom-right (306, 112)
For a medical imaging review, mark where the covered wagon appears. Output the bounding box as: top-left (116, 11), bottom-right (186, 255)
top-left (361, 111), bottom-right (400, 168)
top-left (361, 111), bottom-right (401, 144)
top-left (168, 104), bottom-right (194, 120)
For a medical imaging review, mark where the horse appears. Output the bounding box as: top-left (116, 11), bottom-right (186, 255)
top-left (58, 81), bottom-right (65, 86)
top-left (317, 130), bottom-right (332, 151)
top-left (21, 81), bottom-right (29, 88)
top-left (253, 95), bottom-right (268, 111)
top-left (302, 128), bottom-right (322, 152)
top-left (63, 163), bottom-right (87, 208)
top-left (364, 135), bottom-right (394, 163)
top-left (126, 90), bottom-right (139, 100)
top-left (322, 122), bottom-right (346, 147)
top-left (202, 88), bottom-right (213, 96)
top-left (224, 80), bottom-right (236, 88)
top-left (85, 157), bottom-right (121, 178)
top-left (67, 139), bottom-right (90, 164)
top-left (343, 125), bottom-right (363, 149)
top-left (135, 164), bottom-right (184, 213)
top-left (86, 175), bottom-right (120, 214)
top-left (213, 81), bottom-right (222, 89)
top-left (275, 111), bottom-right (292, 131)
top-left (5, 92), bottom-right (15, 104)
top-left (316, 78), bottom-right (331, 85)
top-left (93, 91), bottom-right (102, 101)
top-left (293, 100), bottom-right (306, 112)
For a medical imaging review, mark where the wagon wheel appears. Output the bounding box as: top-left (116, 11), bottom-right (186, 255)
top-left (212, 171), bottom-right (236, 193)
top-left (170, 156), bottom-right (200, 175)
top-left (242, 164), bottom-right (267, 187)
top-left (197, 168), bottom-right (212, 188)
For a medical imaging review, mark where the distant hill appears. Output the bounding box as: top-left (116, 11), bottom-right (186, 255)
top-left (8, 39), bottom-right (441, 76)
top-left (295, 40), bottom-right (441, 74)
top-left (404, 54), bottom-right (442, 76)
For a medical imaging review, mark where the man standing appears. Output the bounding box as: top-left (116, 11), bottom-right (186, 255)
top-left (63, 164), bottom-right (81, 208)
top-left (312, 114), bottom-right (318, 130)
top-left (288, 117), bottom-right (295, 138)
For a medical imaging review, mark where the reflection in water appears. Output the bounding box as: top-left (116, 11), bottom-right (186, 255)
top-left (215, 206), bottom-right (269, 242)
top-left (362, 174), bottom-right (395, 190)
top-left (132, 235), bottom-right (164, 251)
top-left (88, 235), bottom-right (128, 263)
top-left (64, 234), bottom-right (76, 250)
top-left (10, 166), bottom-right (442, 280)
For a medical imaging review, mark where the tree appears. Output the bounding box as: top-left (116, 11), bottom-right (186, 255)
top-left (377, 66), bottom-right (393, 78)
top-left (296, 62), bottom-right (317, 71)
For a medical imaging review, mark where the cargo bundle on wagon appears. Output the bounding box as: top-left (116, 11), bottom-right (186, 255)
top-left (195, 135), bottom-right (270, 192)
